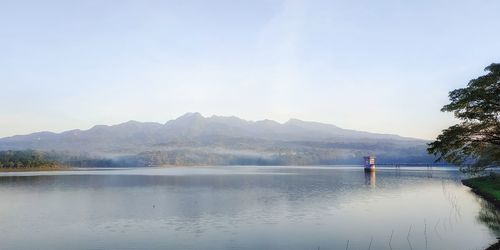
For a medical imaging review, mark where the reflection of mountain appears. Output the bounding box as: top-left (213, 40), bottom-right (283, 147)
top-left (0, 113), bottom-right (434, 166)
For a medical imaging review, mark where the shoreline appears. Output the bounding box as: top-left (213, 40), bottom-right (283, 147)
top-left (462, 173), bottom-right (500, 250)
top-left (0, 166), bottom-right (73, 172)
top-left (462, 173), bottom-right (500, 208)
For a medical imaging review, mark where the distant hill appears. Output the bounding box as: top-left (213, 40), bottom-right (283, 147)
top-left (0, 113), bottom-right (435, 166)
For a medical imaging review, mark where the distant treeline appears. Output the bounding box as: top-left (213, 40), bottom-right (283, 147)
top-left (0, 150), bottom-right (116, 169)
top-left (0, 150), bottom-right (57, 169)
top-left (0, 148), bottom-right (439, 169)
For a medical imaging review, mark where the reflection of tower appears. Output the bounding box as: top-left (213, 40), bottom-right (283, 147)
top-left (364, 156), bottom-right (376, 172)
top-left (364, 171), bottom-right (376, 187)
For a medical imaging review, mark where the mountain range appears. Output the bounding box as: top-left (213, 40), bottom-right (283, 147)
top-left (0, 113), bottom-right (434, 166)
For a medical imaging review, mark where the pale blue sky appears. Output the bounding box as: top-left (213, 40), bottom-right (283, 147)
top-left (1, 0), bottom-right (499, 139)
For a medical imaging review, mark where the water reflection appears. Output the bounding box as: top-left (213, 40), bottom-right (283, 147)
top-left (0, 167), bottom-right (497, 250)
top-left (477, 198), bottom-right (500, 234)
top-left (364, 171), bottom-right (376, 187)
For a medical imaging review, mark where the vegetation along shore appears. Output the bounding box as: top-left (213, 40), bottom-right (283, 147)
top-left (463, 173), bottom-right (500, 208)
top-left (462, 173), bottom-right (500, 250)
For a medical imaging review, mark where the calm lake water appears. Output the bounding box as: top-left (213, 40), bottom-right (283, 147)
top-left (0, 166), bottom-right (498, 250)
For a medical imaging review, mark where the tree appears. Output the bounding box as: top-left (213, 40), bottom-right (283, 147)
top-left (428, 63), bottom-right (500, 173)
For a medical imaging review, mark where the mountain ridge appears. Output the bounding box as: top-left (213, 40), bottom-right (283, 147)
top-left (1, 112), bottom-right (424, 142)
top-left (0, 113), bottom-right (433, 166)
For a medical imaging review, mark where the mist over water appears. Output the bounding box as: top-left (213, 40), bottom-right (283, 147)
top-left (0, 166), bottom-right (497, 250)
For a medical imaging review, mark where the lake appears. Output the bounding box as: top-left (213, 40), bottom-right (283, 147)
top-left (0, 166), bottom-right (498, 250)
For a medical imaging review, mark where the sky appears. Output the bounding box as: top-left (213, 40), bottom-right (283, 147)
top-left (1, 0), bottom-right (499, 140)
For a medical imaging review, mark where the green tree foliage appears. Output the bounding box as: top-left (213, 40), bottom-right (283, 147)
top-left (428, 63), bottom-right (500, 173)
top-left (0, 150), bottom-right (56, 169)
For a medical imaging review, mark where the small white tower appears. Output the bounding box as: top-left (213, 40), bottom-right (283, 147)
top-left (364, 156), bottom-right (376, 172)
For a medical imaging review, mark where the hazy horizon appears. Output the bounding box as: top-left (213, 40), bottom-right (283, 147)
top-left (2, 0), bottom-right (500, 139)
